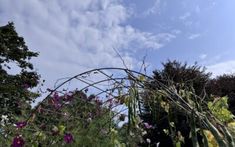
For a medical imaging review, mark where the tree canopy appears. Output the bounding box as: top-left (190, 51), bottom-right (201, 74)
top-left (0, 22), bottom-right (40, 122)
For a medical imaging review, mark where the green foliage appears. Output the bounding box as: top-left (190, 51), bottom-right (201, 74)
top-left (0, 22), bottom-right (40, 122)
top-left (0, 90), bottom-right (129, 146)
top-left (206, 74), bottom-right (235, 114)
top-left (208, 96), bottom-right (234, 123)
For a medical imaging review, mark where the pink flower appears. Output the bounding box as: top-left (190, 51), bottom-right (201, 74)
top-left (11, 136), bottom-right (25, 147)
top-left (143, 122), bottom-right (153, 129)
top-left (16, 121), bottom-right (27, 129)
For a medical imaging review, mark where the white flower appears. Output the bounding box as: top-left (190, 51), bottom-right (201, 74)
top-left (146, 138), bottom-right (151, 144)
top-left (156, 142), bottom-right (160, 147)
top-left (142, 131), bottom-right (147, 135)
top-left (1, 115), bottom-right (8, 120)
top-left (1, 115), bottom-right (9, 126)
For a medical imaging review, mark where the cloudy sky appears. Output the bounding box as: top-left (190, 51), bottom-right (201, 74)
top-left (1, 0), bottom-right (235, 89)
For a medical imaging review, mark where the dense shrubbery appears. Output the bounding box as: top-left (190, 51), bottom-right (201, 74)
top-left (1, 90), bottom-right (129, 146)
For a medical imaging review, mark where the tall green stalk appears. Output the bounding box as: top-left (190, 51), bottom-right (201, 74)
top-left (190, 110), bottom-right (199, 147)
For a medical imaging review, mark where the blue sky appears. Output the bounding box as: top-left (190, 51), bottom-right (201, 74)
top-left (124, 0), bottom-right (235, 70)
top-left (1, 0), bottom-right (235, 89)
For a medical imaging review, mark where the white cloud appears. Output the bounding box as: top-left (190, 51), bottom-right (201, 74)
top-left (207, 60), bottom-right (235, 77)
top-left (188, 33), bottom-right (201, 40)
top-left (179, 12), bottom-right (191, 20)
top-left (0, 0), bottom-right (176, 88)
top-left (171, 29), bottom-right (181, 35)
top-left (179, 12), bottom-right (193, 27)
top-left (199, 54), bottom-right (207, 60)
top-left (143, 0), bottom-right (161, 16)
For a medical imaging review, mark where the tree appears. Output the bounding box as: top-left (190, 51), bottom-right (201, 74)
top-left (0, 22), bottom-right (40, 122)
top-left (152, 60), bottom-right (211, 95)
top-left (140, 60), bottom-right (211, 146)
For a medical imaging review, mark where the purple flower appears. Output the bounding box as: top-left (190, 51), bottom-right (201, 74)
top-left (50, 92), bottom-right (63, 108)
top-left (64, 133), bottom-right (73, 144)
top-left (16, 121), bottom-right (27, 129)
top-left (143, 122), bottom-right (153, 129)
top-left (53, 92), bottom-right (60, 100)
top-left (11, 136), bottom-right (25, 147)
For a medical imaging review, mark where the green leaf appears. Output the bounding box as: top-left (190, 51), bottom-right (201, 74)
top-left (59, 125), bottom-right (66, 135)
top-left (176, 141), bottom-right (181, 147)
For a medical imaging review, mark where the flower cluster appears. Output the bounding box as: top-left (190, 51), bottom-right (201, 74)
top-left (51, 92), bottom-right (62, 108)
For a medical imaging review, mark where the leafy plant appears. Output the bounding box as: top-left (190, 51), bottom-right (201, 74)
top-left (208, 96), bottom-right (234, 123)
